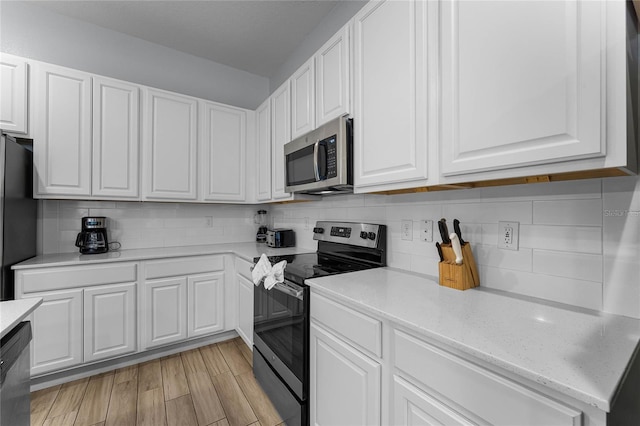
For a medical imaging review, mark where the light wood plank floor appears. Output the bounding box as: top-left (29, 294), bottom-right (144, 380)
top-left (30, 337), bottom-right (284, 426)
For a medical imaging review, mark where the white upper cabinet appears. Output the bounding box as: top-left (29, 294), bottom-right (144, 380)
top-left (316, 23), bottom-right (351, 127)
top-left (143, 88), bottom-right (198, 201)
top-left (440, 0), bottom-right (605, 177)
top-left (200, 101), bottom-right (246, 202)
top-left (0, 53), bottom-right (28, 134)
top-left (291, 57), bottom-right (316, 139)
top-left (271, 80), bottom-right (293, 200)
top-left (255, 98), bottom-right (272, 202)
top-left (32, 62), bottom-right (92, 197)
top-left (353, 0), bottom-right (430, 192)
top-left (92, 76), bottom-right (140, 199)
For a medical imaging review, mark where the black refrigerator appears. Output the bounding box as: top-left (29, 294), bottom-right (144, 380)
top-left (0, 133), bottom-right (37, 301)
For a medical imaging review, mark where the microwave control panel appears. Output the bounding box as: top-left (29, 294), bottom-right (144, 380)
top-left (325, 135), bottom-right (337, 179)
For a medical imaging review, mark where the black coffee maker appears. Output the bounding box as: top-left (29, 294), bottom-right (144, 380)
top-left (75, 217), bottom-right (109, 254)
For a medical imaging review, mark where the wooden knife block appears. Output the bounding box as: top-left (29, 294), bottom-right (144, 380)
top-left (438, 243), bottom-right (480, 291)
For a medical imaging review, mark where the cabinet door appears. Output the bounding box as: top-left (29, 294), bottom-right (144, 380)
top-left (291, 57), bottom-right (315, 139)
top-left (440, 1), bottom-right (604, 176)
top-left (92, 76), bottom-right (140, 199)
top-left (200, 101), bottom-right (246, 201)
top-left (393, 376), bottom-right (475, 426)
top-left (32, 63), bottom-right (92, 197)
top-left (310, 322), bottom-right (381, 426)
top-left (255, 98), bottom-right (272, 201)
top-left (30, 289), bottom-right (83, 376)
top-left (143, 88), bottom-right (197, 200)
top-left (236, 274), bottom-right (254, 347)
top-left (353, 0), bottom-right (429, 190)
top-left (271, 81), bottom-right (293, 200)
top-left (142, 277), bottom-right (187, 349)
top-left (0, 53), bottom-right (28, 134)
top-left (187, 272), bottom-right (224, 337)
top-left (84, 282), bottom-right (136, 362)
top-left (316, 24), bottom-right (350, 127)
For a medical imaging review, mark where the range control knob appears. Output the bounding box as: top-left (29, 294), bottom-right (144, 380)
top-left (367, 232), bottom-right (376, 240)
top-left (360, 231), bottom-right (368, 239)
top-left (313, 227), bottom-right (324, 234)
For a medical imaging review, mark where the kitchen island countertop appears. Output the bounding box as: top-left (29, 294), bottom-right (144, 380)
top-left (0, 298), bottom-right (43, 339)
top-left (306, 268), bottom-right (640, 413)
top-left (11, 243), bottom-right (312, 270)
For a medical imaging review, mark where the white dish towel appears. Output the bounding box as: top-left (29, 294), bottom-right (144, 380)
top-left (252, 253), bottom-right (287, 290)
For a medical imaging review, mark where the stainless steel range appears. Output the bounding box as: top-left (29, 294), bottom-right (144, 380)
top-left (252, 221), bottom-right (386, 426)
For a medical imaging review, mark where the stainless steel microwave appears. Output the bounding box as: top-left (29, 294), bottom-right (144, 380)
top-left (284, 115), bottom-right (353, 195)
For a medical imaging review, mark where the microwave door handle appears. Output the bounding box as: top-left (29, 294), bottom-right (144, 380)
top-left (313, 140), bottom-right (321, 181)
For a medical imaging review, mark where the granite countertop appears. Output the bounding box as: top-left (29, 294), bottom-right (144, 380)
top-left (0, 298), bottom-right (43, 339)
top-left (12, 242), bottom-right (313, 270)
top-left (306, 268), bottom-right (640, 412)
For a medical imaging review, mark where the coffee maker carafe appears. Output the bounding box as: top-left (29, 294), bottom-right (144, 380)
top-left (75, 217), bottom-right (109, 254)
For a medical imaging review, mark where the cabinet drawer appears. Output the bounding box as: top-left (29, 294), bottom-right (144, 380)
top-left (235, 257), bottom-right (253, 281)
top-left (311, 292), bottom-right (382, 358)
top-left (144, 255), bottom-right (224, 279)
top-left (393, 330), bottom-right (581, 426)
top-left (20, 263), bottom-right (137, 293)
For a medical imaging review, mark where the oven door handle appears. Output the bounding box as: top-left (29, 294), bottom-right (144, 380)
top-left (273, 281), bottom-right (304, 300)
top-left (313, 140), bottom-right (321, 182)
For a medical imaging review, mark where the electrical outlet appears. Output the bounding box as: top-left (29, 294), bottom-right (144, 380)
top-left (205, 216), bottom-right (213, 227)
top-left (401, 220), bottom-right (413, 241)
top-left (420, 220), bottom-right (433, 242)
top-left (498, 221), bottom-right (519, 250)
top-left (304, 217), bottom-right (310, 230)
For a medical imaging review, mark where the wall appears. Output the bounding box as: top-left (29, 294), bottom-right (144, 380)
top-left (270, 176), bottom-right (640, 319)
top-left (39, 200), bottom-right (258, 255)
top-left (269, 1), bottom-right (367, 93)
top-left (0, 1), bottom-right (269, 109)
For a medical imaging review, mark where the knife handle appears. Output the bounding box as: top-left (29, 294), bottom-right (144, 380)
top-left (450, 233), bottom-right (463, 265)
top-left (436, 242), bottom-right (444, 262)
top-left (438, 220), bottom-right (451, 244)
top-left (453, 219), bottom-right (466, 245)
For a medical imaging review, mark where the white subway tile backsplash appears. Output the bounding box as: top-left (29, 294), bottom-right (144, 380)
top-left (443, 201), bottom-right (532, 225)
top-left (475, 245), bottom-right (532, 272)
top-left (519, 225), bottom-right (602, 254)
top-left (532, 250), bottom-right (602, 283)
top-left (481, 266), bottom-right (602, 311)
top-left (39, 175), bottom-right (640, 317)
top-left (481, 179), bottom-right (601, 202)
top-left (533, 199), bottom-right (602, 226)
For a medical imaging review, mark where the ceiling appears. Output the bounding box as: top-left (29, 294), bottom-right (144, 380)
top-left (29, 0), bottom-right (340, 78)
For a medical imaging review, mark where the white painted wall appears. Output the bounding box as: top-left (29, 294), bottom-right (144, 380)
top-left (0, 1), bottom-right (269, 109)
top-left (270, 176), bottom-right (640, 319)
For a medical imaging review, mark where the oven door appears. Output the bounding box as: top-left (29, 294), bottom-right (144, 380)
top-left (253, 279), bottom-right (309, 401)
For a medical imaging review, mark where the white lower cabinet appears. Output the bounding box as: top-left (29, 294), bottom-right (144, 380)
top-left (310, 290), bottom-right (585, 426)
top-left (29, 289), bottom-right (83, 376)
top-left (310, 322), bottom-right (381, 426)
top-left (142, 277), bottom-right (188, 349)
top-left (236, 274), bottom-right (254, 347)
top-left (84, 282), bottom-right (136, 363)
top-left (393, 376), bottom-right (474, 426)
top-left (188, 272), bottom-right (225, 337)
top-left (142, 255), bottom-right (225, 350)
